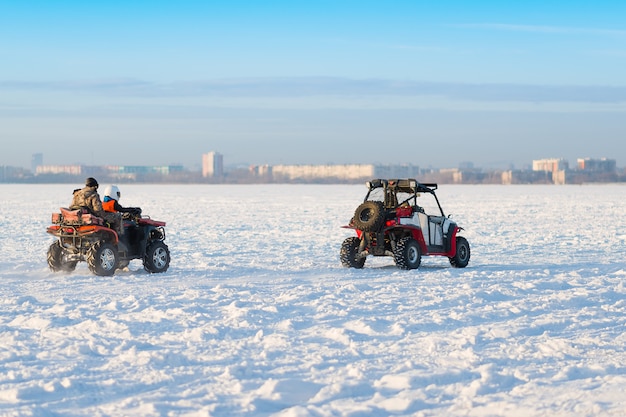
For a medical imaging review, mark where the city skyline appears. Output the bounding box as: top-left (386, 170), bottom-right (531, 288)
top-left (24, 152), bottom-right (623, 173)
top-left (1, 1), bottom-right (626, 169)
top-left (12, 154), bottom-right (621, 186)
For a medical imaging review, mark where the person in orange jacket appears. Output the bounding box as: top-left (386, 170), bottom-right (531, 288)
top-left (102, 185), bottom-right (142, 218)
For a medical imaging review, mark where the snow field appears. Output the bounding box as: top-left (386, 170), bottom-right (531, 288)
top-left (0, 183), bottom-right (625, 416)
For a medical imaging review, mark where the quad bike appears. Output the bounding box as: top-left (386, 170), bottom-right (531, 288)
top-left (46, 207), bottom-right (170, 276)
top-left (340, 179), bottom-right (470, 270)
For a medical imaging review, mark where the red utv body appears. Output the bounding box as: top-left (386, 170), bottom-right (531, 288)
top-left (341, 179), bottom-right (470, 270)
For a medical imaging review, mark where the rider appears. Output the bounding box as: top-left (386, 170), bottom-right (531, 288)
top-left (102, 184), bottom-right (142, 217)
top-left (71, 177), bottom-right (124, 234)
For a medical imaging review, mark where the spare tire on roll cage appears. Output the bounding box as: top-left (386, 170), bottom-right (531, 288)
top-left (352, 201), bottom-right (385, 232)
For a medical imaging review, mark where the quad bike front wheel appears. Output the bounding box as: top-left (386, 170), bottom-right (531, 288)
top-left (47, 241), bottom-right (78, 272)
top-left (394, 237), bottom-right (421, 270)
top-left (144, 241), bottom-right (170, 273)
top-left (340, 236), bottom-right (366, 268)
top-left (87, 241), bottom-right (119, 276)
top-left (449, 236), bottom-right (470, 268)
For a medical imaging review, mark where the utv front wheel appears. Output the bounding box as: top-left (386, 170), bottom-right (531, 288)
top-left (340, 236), bottom-right (365, 268)
top-left (449, 236), bottom-right (470, 268)
top-left (394, 237), bottom-right (421, 270)
top-left (47, 241), bottom-right (78, 272)
top-left (87, 241), bottom-right (118, 276)
top-left (144, 241), bottom-right (170, 273)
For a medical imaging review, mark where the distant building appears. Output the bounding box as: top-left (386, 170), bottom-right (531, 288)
top-left (31, 153), bottom-right (43, 174)
top-left (36, 164), bottom-right (83, 175)
top-left (106, 165), bottom-right (184, 180)
top-left (249, 164), bottom-right (272, 178)
top-left (267, 164), bottom-right (421, 182)
top-left (531, 158), bottom-right (569, 185)
top-left (577, 158), bottom-right (616, 172)
top-left (527, 157), bottom-right (618, 184)
top-left (447, 168), bottom-right (489, 184)
top-left (532, 158), bottom-right (569, 172)
top-left (202, 152), bottom-right (224, 178)
top-left (34, 164), bottom-right (183, 181)
top-left (271, 164), bottom-right (375, 181)
top-left (0, 165), bottom-right (31, 181)
top-left (373, 164), bottom-right (421, 179)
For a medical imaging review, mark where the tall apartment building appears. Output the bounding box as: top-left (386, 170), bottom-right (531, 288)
top-left (202, 152), bottom-right (224, 178)
top-left (31, 153), bottom-right (43, 174)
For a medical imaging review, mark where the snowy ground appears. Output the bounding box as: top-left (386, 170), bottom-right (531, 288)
top-left (1, 183), bottom-right (625, 417)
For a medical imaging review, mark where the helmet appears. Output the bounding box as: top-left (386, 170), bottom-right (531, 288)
top-left (103, 185), bottom-right (121, 201)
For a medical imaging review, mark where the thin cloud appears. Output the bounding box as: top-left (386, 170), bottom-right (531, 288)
top-left (0, 78), bottom-right (152, 94)
top-left (2, 77), bottom-right (626, 103)
top-left (453, 23), bottom-right (626, 37)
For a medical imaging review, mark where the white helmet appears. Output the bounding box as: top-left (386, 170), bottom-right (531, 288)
top-left (103, 184), bottom-right (121, 201)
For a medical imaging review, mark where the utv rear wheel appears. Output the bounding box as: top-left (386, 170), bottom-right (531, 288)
top-left (394, 237), bottom-right (421, 270)
top-left (47, 241), bottom-right (78, 272)
top-left (352, 201), bottom-right (385, 232)
top-left (340, 236), bottom-right (365, 268)
top-left (144, 241), bottom-right (170, 273)
top-left (87, 241), bottom-right (118, 276)
top-left (449, 236), bottom-right (470, 268)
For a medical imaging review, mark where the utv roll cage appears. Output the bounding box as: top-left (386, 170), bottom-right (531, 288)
top-left (363, 179), bottom-right (445, 217)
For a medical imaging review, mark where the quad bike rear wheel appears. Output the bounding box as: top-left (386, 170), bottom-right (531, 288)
top-left (394, 237), bottom-right (421, 270)
top-left (143, 241), bottom-right (170, 273)
top-left (87, 241), bottom-right (119, 276)
top-left (340, 236), bottom-right (366, 268)
top-left (449, 236), bottom-right (470, 268)
top-left (352, 201), bottom-right (385, 232)
top-left (47, 241), bottom-right (78, 272)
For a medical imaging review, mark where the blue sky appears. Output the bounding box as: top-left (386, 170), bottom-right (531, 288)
top-left (1, 1), bottom-right (625, 170)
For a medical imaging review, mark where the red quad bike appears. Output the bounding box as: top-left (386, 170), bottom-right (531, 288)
top-left (340, 179), bottom-right (470, 270)
top-left (46, 208), bottom-right (171, 276)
